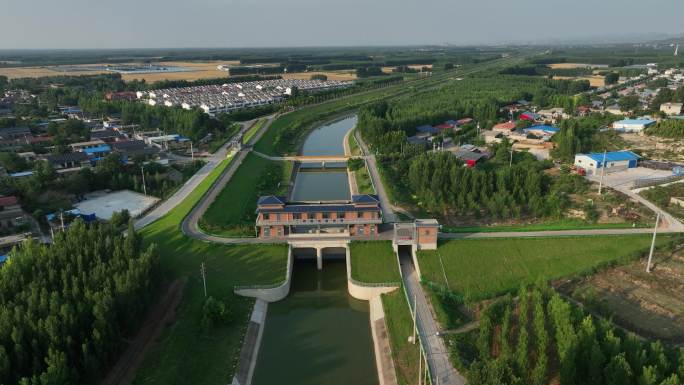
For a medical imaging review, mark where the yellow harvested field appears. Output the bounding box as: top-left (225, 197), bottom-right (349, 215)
top-left (0, 65), bottom-right (108, 79)
top-left (554, 75), bottom-right (605, 87)
top-left (282, 71), bottom-right (357, 81)
top-left (0, 60), bottom-right (360, 83)
top-left (548, 63), bottom-right (597, 69)
top-left (119, 61), bottom-right (238, 82)
top-left (381, 64), bottom-right (432, 74)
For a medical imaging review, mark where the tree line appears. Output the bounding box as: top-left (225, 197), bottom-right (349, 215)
top-left (0, 221), bottom-right (160, 385)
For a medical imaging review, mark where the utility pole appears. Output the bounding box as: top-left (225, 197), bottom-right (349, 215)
top-left (60, 211), bottom-right (65, 232)
top-left (412, 293), bottom-right (417, 344)
top-left (418, 343), bottom-right (423, 385)
top-left (190, 141), bottom-right (194, 161)
top-left (598, 149), bottom-right (607, 195)
top-left (509, 150), bottom-right (514, 167)
top-left (646, 212), bottom-right (661, 273)
top-left (140, 166), bottom-right (147, 196)
top-left (200, 262), bottom-right (207, 297)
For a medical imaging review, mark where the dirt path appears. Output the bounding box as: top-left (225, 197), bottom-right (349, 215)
top-left (101, 280), bottom-right (186, 385)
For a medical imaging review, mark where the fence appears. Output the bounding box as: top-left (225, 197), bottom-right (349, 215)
top-left (633, 174), bottom-right (684, 189)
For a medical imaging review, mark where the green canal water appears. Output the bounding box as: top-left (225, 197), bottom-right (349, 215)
top-left (253, 115), bottom-right (379, 384)
top-left (290, 115), bottom-right (355, 202)
top-left (252, 258), bottom-right (378, 385)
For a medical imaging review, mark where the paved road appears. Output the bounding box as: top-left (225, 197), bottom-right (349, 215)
top-left (398, 248), bottom-right (466, 385)
top-left (134, 116), bottom-right (272, 230)
top-left (353, 130), bottom-right (400, 222)
top-left (587, 172), bottom-right (684, 233)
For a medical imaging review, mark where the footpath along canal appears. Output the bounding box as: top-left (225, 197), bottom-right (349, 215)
top-left (251, 115), bottom-right (379, 385)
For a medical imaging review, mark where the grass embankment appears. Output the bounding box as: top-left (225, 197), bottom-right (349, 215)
top-left (348, 129), bottom-right (361, 156)
top-left (418, 235), bottom-right (672, 302)
top-left (134, 157), bottom-right (288, 385)
top-left (442, 219), bottom-right (649, 233)
top-left (354, 163), bottom-right (375, 195)
top-left (381, 291), bottom-right (420, 385)
top-left (349, 241), bottom-right (400, 283)
top-left (198, 153), bottom-right (291, 237)
top-left (208, 123), bottom-right (241, 153)
top-left (242, 118), bottom-right (266, 145)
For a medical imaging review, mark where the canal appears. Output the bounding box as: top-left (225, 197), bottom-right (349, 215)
top-left (289, 116), bottom-right (355, 202)
top-left (252, 114), bottom-right (379, 385)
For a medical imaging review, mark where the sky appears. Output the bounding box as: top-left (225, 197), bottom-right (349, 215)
top-left (2, 0), bottom-right (684, 49)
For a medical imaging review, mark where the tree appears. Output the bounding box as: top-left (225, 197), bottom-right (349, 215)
top-left (604, 353), bottom-right (634, 385)
top-left (619, 95), bottom-right (641, 112)
top-left (605, 72), bottom-right (619, 85)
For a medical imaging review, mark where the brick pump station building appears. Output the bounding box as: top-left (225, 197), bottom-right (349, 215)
top-left (255, 194), bottom-right (383, 238)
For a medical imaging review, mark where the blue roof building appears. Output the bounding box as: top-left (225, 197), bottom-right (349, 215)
top-left (416, 125), bottom-right (439, 134)
top-left (574, 151), bottom-right (641, 175)
top-left (612, 119), bottom-right (656, 132)
top-left (83, 145), bottom-right (111, 156)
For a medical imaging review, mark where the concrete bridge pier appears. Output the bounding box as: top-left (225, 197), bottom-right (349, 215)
top-left (316, 247), bottom-right (323, 270)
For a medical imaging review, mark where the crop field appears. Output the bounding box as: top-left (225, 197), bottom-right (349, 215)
top-left (136, 157), bottom-right (288, 385)
top-left (0, 64), bottom-right (109, 79)
top-left (556, 243), bottom-right (684, 343)
top-left (349, 241), bottom-right (400, 283)
top-left (547, 62), bottom-right (609, 69)
top-left (554, 74), bottom-right (605, 87)
top-left (418, 235), bottom-right (673, 301)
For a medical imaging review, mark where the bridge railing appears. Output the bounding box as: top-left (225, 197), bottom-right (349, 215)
top-left (348, 277), bottom-right (401, 288)
top-left (233, 280), bottom-right (286, 291)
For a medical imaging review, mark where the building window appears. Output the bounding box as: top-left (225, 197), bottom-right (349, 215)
top-left (322, 212), bottom-right (330, 219)
top-left (263, 213), bottom-right (270, 221)
top-left (263, 227), bottom-right (270, 237)
top-left (358, 226), bottom-right (365, 235)
top-left (293, 213), bottom-right (302, 220)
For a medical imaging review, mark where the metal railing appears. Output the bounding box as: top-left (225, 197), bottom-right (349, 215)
top-left (257, 217), bottom-right (382, 225)
top-left (233, 280), bottom-right (286, 291)
top-left (348, 277), bottom-right (401, 288)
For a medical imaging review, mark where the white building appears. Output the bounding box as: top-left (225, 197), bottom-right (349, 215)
top-left (574, 151), bottom-right (641, 176)
top-left (660, 102), bottom-right (683, 116)
top-left (612, 119), bottom-right (656, 133)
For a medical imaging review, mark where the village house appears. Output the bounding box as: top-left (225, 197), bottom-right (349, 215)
top-left (660, 102), bottom-right (683, 116)
top-left (0, 196), bottom-right (27, 230)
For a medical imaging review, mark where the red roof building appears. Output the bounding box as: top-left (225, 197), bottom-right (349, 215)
top-left (492, 121), bottom-right (516, 132)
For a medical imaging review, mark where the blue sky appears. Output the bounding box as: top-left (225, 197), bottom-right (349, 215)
top-left (2, 0), bottom-right (683, 48)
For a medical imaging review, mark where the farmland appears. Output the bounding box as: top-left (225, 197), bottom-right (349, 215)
top-left (418, 235), bottom-right (674, 301)
top-left (556, 244), bottom-right (684, 343)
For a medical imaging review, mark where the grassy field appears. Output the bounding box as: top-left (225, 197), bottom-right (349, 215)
top-left (134, 157), bottom-right (288, 385)
top-left (441, 219), bottom-right (649, 233)
top-left (349, 241), bottom-right (401, 283)
top-left (354, 165), bottom-right (375, 195)
top-left (242, 118), bottom-right (266, 145)
top-left (418, 235), bottom-right (672, 301)
top-left (381, 291), bottom-right (420, 385)
top-left (198, 153), bottom-right (290, 237)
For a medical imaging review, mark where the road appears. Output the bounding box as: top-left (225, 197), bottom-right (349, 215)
top-left (134, 116), bottom-right (273, 230)
top-left (353, 130), bottom-right (402, 222)
top-left (399, 248), bottom-right (466, 385)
